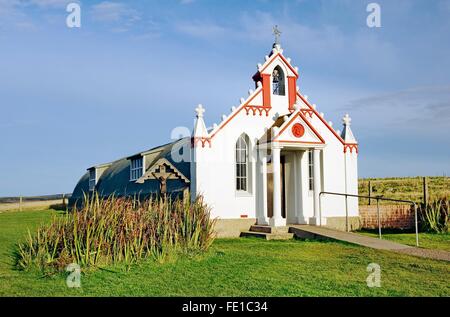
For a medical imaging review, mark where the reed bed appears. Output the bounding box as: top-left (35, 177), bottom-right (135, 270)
top-left (419, 198), bottom-right (449, 233)
top-left (15, 194), bottom-right (216, 272)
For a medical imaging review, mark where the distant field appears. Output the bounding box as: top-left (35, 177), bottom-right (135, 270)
top-left (0, 200), bottom-right (66, 212)
top-left (358, 176), bottom-right (449, 205)
top-left (0, 194), bottom-right (70, 212)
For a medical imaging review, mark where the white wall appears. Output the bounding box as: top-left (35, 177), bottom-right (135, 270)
top-left (191, 52), bottom-right (359, 222)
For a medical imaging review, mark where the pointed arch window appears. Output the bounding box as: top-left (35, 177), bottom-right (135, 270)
top-left (272, 66), bottom-right (285, 95)
top-left (236, 135), bottom-right (249, 191)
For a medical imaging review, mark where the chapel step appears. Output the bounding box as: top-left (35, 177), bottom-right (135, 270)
top-left (240, 231), bottom-right (294, 240)
top-left (249, 225), bottom-right (290, 234)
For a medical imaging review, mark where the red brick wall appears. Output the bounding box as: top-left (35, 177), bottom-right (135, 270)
top-left (359, 205), bottom-right (415, 229)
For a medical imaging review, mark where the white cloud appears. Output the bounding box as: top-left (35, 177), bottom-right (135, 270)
top-left (27, 0), bottom-right (72, 8)
top-left (0, 0), bottom-right (32, 31)
top-left (176, 20), bottom-right (227, 39)
top-left (91, 1), bottom-right (140, 23)
top-left (341, 85), bottom-right (450, 136)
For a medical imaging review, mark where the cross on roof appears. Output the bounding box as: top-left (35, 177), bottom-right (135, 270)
top-left (342, 113), bottom-right (352, 126)
top-left (195, 104), bottom-right (205, 118)
top-left (273, 25), bottom-right (281, 45)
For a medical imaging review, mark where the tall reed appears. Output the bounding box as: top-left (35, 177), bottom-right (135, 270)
top-left (419, 198), bottom-right (449, 233)
top-left (16, 194), bottom-right (216, 272)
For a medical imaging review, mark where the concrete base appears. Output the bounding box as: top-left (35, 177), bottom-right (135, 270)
top-left (294, 216), bottom-right (308, 225)
top-left (324, 216), bottom-right (361, 231)
top-left (214, 218), bottom-right (257, 238)
top-left (269, 217), bottom-right (286, 227)
top-left (308, 217), bottom-right (319, 225)
top-left (257, 217), bottom-right (269, 226)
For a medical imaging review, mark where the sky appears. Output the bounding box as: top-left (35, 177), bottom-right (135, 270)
top-left (0, 0), bottom-right (449, 197)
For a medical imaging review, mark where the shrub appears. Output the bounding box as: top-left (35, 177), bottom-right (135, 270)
top-left (419, 198), bottom-right (449, 234)
top-left (15, 194), bottom-right (216, 273)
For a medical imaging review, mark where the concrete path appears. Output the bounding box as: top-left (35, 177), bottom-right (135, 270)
top-left (289, 225), bottom-right (450, 262)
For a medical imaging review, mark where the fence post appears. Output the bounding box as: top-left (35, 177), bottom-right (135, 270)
top-left (422, 177), bottom-right (428, 206)
top-left (414, 203), bottom-right (419, 247)
top-left (376, 198), bottom-right (381, 240)
top-left (62, 194), bottom-right (66, 209)
top-left (19, 196), bottom-right (23, 212)
top-left (345, 194), bottom-right (349, 232)
top-left (368, 181), bottom-right (372, 205)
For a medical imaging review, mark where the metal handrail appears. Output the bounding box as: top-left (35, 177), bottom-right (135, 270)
top-left (319, 191), bottom-right (419, 247)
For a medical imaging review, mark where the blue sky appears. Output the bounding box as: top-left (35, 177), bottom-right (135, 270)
top-left (0, 0), bottom-right (449, 196)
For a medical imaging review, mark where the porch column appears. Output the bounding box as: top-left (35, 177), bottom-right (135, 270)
top-left (258, 155), bottom-right (269, 225)
top-left (270, 143), bottom-right (285, 227)
top-left (311, 148), bottom-right (322, 225)
top-left (295, 151), bottom-right (306, 224)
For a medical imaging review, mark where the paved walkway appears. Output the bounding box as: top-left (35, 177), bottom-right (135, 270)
top-left (290, 225), bottom-right (450, 262)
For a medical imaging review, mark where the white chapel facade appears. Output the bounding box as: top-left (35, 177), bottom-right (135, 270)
top-left (190, 41), bottom-right (359, 230)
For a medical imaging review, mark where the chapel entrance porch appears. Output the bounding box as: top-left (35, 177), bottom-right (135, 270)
top-left (257, 143), bottom-right (324, 227)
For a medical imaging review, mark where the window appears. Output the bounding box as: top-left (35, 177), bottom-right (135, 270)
top-left (89, 169), bottom-right (96, 192)
top-left (308, 150), bottom-right (314, 191)
top-left (272, 66), bottom-right (285, 95)
top-left (130, 157), bottom-right (144, 181)
top-left (236, 135), bottom-right (249, 191)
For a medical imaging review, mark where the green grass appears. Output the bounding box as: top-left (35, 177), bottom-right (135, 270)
top-left (357, 230), bottom-right (450, 252)
top-left (0, 209), bottom-right (449, 296)
top-left (359, 176), bottom-right (449, 205)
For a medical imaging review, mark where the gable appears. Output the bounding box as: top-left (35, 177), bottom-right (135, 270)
top-left (257, 50), bottom-right (299, 79)
top-left (273, 111), bottom-right (325, 145)
top-left (137, 158), bottom-right (190, 184)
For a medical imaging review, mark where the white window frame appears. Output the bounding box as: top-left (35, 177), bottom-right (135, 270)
top-left (236, 135), bottom-right (249, 192)
top-left (130, 156), bottom-right (144, 181)
top-left (308, 149), bottom-right (314, 191)
top-left (89, 169), bottom-right (96, 192)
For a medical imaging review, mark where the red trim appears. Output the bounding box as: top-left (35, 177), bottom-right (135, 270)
top-left (344, 143), bottom-right (358, 154)
top-left (300, 108), bottom-right (314, 118)
top-left (273, 111), bottom-right (325, 144)
top-left (288, 76), bottom-right (297, 111)
top-left (244, 105), bottom-right (270, 116)
top-left (262, 73), bottom-right (271, 108)
top-left (259, 53), bottom-right (299, 78)
top-left (277, 140), bottom-right (324, 145)
top-left (296, 92), bottom-right (346, 145)
top-left (240, 214), bottom-right (248, 218)
top-left (291, 123), bottom-right (305, 138)
top-left (209, 87), bottom-right (263, 140)
top-left (191, 137), bottom-right (211, 148)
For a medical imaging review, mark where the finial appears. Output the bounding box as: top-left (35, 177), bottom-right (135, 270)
top-left (273, 25), bottom-right (281, 45)
top-left (195, 104), bottom-right (205, 118)
top-left (343, 113), bottom-right (352, 126)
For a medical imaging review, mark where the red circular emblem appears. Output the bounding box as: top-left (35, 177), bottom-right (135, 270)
top-left (292, 123), bottom-right (305, 138)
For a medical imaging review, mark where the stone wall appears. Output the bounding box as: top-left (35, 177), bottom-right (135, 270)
top-left (359, 205), bottom-right (415, 229)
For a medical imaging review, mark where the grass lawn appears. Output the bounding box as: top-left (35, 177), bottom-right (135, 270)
top-left (357, 230), bottom-right (450, 252)
top-left (0, 209), bottom-right (449, 297)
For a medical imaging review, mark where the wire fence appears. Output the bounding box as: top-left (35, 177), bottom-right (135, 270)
top-left (358, 176), bottom-right (449, 206)
top-left (0, 194), bottom-right (72, 212)
top-left (320, 191), bottom-right (419, 246)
